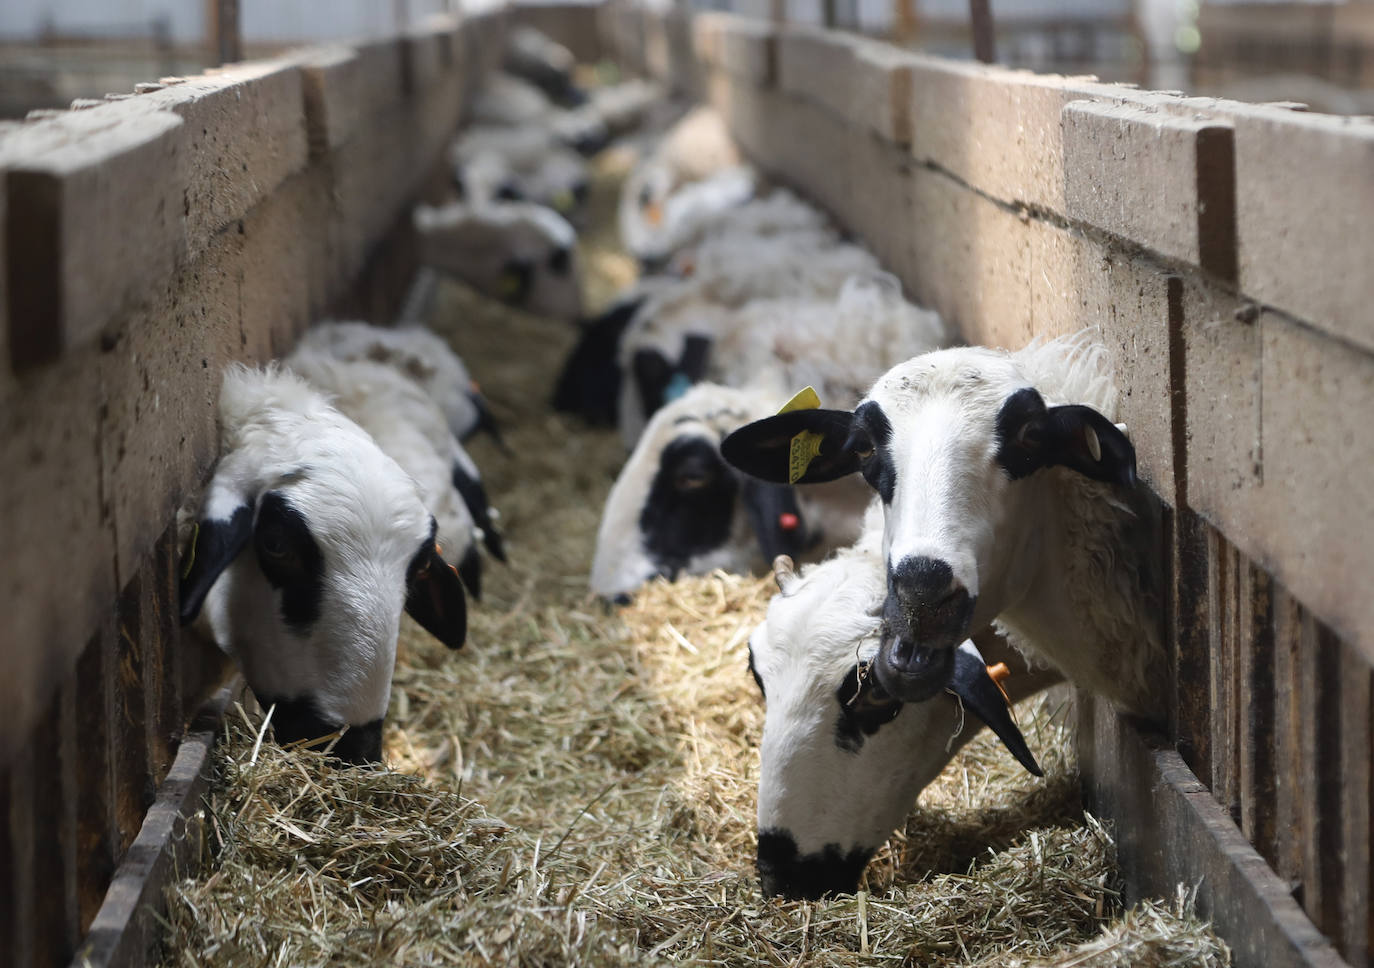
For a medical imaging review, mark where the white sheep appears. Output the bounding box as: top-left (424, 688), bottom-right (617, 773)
top-left (449, 125), bottom-right (589, 218)
top-left (503, 26), bottom-right (581, 105)
top-left (722, 332), bottom-right (1165, 718)
top-left (750, 521), bottom-right (1055, 899)
top-left (619, 106), bottom-right (744, 259)
top-left (469, 72), bottom-right (607, 155)
top-left (414, 200), bottom-right (583, 321)
top-left (179, 364), bottom-right (468, 764)
top-left (616, 242), bottom-right (886, 446)
top-left (293, 320), bottom-right (504, 450)
top-left (283, 347), bottom-right (506, 586)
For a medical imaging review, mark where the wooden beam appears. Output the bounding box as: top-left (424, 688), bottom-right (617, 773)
top-left (206, 0), bottom-right (241, 67)
top-left (969, 0), bottom-right (996, 63)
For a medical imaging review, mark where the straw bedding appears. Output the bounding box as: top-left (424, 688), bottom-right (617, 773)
top-left (160, 148), bottom-right (1229, 967)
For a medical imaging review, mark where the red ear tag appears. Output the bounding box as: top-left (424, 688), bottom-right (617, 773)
top-left (778, 512), bottom-right (800, 532)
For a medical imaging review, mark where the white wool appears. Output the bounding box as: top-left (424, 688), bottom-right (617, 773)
top-left (200, 365), bottom-right (436, 728)
top-left (665, 188), bottom-right (834, 269)
top-left (450, 125), bottom-right (588, 213)
top-left (633, 166), bottom-right (758, 263)
top-left (282, 350), bottom-right (480, 566)
top-left (469, 72), bottom-right (552, 127)
top-left (585, 79), bottom-right (662, 135)
top-left (294, 320), bottom-right (481, 441)
top-left (504, 25), bottom-right (575, 83)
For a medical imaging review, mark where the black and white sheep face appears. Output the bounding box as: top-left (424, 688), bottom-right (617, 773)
top-left (181, 371), bottom-right (468, 764)
top-left (750, 553), bottom-right (1043, 900)
top-left (590, 386), bottom-right (812, 601)
top-left (722, 347), bottom-right (1135, 705)
top-left (414, 202), bottom-right (583, 322)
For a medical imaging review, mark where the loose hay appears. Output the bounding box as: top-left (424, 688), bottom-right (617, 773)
top-left (160, 136), bottom-right (1229, 968)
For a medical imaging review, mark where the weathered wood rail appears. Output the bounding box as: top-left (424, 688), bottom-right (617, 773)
top-left (590, 3), bottom-right (1373, 965)
top-left (0, 8), bottom-right (512, 967)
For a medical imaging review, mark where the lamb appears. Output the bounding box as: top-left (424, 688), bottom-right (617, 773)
top-left (179, 365), bottom-right (467, 764)
top-left (283, 347), bottom-right (506, 586)
top-left (413, 200), bottom-right (583, 321)
top-left (469, 72), bottom-right (607, 155)
top-left (293, 320), bottom-right (504, 450)
top-left (615, 244), bottom-right (887, 446)
top-left (449, 125), bottom-right (589, 219)
top-left (619, 106), bottom-right (744, 259)
top-left (722, 333), bottom-right (1165, 718)
top-left (589, 383), bottom-right (873, 602)
top-left (503, 26), bottom-right (582, 106)
top-left (750, 520), bottom-right (1056, 899)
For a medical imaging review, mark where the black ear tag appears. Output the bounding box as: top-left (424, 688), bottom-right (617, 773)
top-left (740, 478), bottom-right (810, 561)
top-left (948, 643), bottom-right (1043, 777)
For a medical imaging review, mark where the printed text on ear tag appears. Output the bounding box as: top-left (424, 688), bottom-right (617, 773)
top-left (788, 431), bottom-right (825, 484)
top-left (778, 385), bottom-right (821, 414)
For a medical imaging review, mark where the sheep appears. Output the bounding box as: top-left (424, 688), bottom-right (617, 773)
top-left (179, 364), bottom-right (467, 764)
top-left (449, 125), bottom-right (590, 219)
top-left (503, 26), bottom-right (582, 106)
top-left (654, 187), bottom-right (835, 275)
top-left (631, 166), bottom-right (759, 269)
top-left (293, 320), bottom-right (505, 450)
top-left (590, 382), bottom-right (873, 602)
top-left (469, 72), bottom-right (607, 155)
top-left (413, 200), bottom-right (583, 322)
top-left (619, 106), bottom-right (744, 259)
top-left (283, 347), bottom-right (507, 585)
top-left (722, 333), bottom-right (1166, 718)
top-left (750, 523), bottom-right (1056, 899)
top-left (615, 243), bottom-right (887, 446)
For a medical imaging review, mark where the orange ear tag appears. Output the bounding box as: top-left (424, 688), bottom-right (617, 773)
top-left (645, 201), bottom-right (664, 227)
top-left (986, 662), bottom-right (1013, 707)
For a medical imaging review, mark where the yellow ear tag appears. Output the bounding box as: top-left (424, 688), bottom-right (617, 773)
top-left (181, 522), bottom-right (200, 579)
top-left (777, 386), bottom-right (824, 484)
top-left (777, 385), bottom-right (821, 414)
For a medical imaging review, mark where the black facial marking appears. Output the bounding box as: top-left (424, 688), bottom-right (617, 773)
top-left (756, 829), bottom-right (874, 900)
top-left (257, 694), bottom-right (383, 765)
top-left (457, 542), bottom-right (483, 600)
top-left (499, 256), bottom-right (534, 305)
top-left (254, 492), bottom-right (324, 634)
top-left (548, 245), bottom-right (572, 276)
top-left (464, 389), bottom-right (509, 454)
top-left (451, 463), bottom-right (506, 563)
top-left (833, 664), bottom-right (903, 754)
top-left (180, 503), bottom-right (254, 624)
top-left (495, 181), bottom-right (524, 202)
top-left (639, 436), bottom-right (739, 576)
top-left (632, 348), bottom-right (673, 421)
top-left (552, 297), bottom-right (642, 425)
top-left (851, 402), bottom-right (897, 504)
top-left (572, 180), bottom-right (590, 205)
top-left (747, 644), bottom-right (766, 698)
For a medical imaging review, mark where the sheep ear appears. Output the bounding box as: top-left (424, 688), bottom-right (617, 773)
top-left (405, 544), bottom-right (468, 650)
top-left (451, 462), bottom-right (506, 563)
top-left (948, 643), bottom-right (1043, 777)
top-left (632, 348), bottom-right (673, 418)
top-left (179, 504), bottom-right (254, 625)
top-left (721, 409), bottom-right (858, 484)
top-left (740, 478), bottom-right (810, 561)
top-left (996, 388), bottom-right (1136, 487)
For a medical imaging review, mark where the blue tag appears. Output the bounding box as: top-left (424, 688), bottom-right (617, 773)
top-left (663, 372), bottom-right (693, 403)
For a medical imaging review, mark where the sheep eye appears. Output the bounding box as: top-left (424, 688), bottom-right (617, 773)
top-left (638, 185), bottom-right (654, 208)
top-left (257, 527), bottom-right (293, 561)
top-left (846, 433), bottom-right (875, 461)
top-left (548, 246), bottom-right (572, 275)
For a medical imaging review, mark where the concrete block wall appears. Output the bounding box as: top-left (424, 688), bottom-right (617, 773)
top-left (0, 0), bottom-right (506, 839)
top-left (597, 6), bottom-right (1373, 964)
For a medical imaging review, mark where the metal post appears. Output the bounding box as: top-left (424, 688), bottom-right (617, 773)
top-left (970, 0), bottom-right (996, 63)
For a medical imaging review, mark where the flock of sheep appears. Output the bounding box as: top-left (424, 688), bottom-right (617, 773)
top-left (180, 26), bottom-right (1163, 904)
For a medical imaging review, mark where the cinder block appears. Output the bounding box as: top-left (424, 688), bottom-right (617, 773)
top-left (908, 60), bottom-right (1120, 215)
top-left (849, 40), bottom-right (918, 145)
top-left (1183, 282), bottom-right (1260, 525)
top-left (297, 47), bottom-right (362, 154)
top-left (403, 17), bottom-right (456, 95)
top-left (1064, 100), bottom-right (1236, 280)
top-left (0, 345), bottom-right (117, 763)
top-left (777, 25), bottom-right (858, 115)
top-left (1027, 221), bottom-right (1178, 499)
top-left (2, 107), bottom-right (186, 370)
top-left (1233, 106), bottom-right (1374, 353)
top-left (718, 16), bottom-right (775, 86)
top-left (133, 60), bottom-right (310, 258)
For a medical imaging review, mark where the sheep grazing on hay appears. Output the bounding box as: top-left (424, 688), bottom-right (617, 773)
top-left (723, 333), bottom-right (1166, 719)
top-left (179, 364), bottom-right (467, 764)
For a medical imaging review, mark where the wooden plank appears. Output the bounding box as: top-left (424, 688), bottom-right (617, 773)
top-left (110, 577), bottom-right (150, 855)
top-left (1338, 641), bottom-right (1372, 967)
top-left (1081, 694), bottom-right (1349, 968)
top-left (1239, 562), bottom-right (1278, 868)
top-left (1298, 618), bottom-right (1344, 938)
top-left (1207, 525), bottom-right (1240, 820)
top-left (1274, 586), bottom-right (1307, 892)
top-left (142, 530), bottom-right (183, 783)
top-left (33, 689), bottom-right (73, 967)
top-left (74, 629), bottom-right (117, 936)
top-left (1172, 509), bottom-right (1214, 778)
top-left (70, 682), bottom-right (236, 968)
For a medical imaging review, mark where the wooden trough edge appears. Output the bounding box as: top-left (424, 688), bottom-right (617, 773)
top-left (1079, 694), bottom-right (1350, 968)
top-left (69, 680), bottom-right (240, 968)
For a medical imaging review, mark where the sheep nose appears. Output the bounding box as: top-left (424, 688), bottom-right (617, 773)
top-left (875, 556), bottom-right (973, 702)
top-left (756, 830), bottom-right (871, 900)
